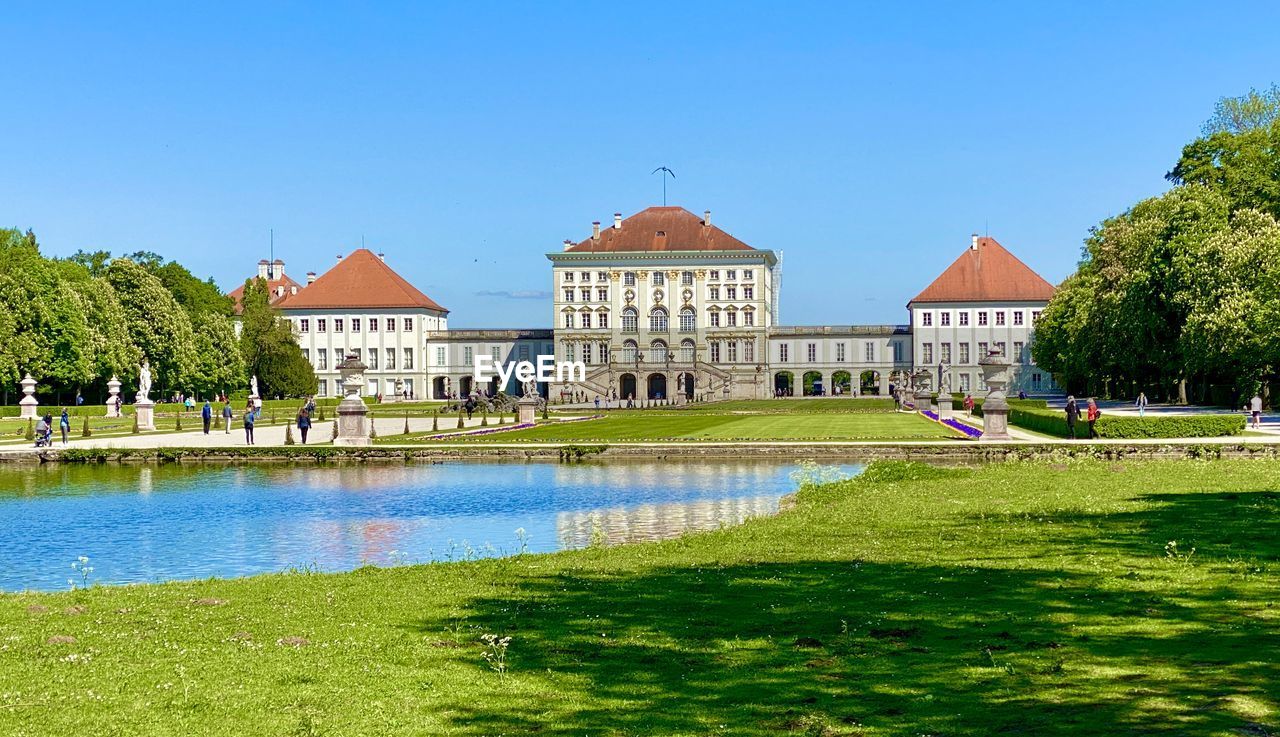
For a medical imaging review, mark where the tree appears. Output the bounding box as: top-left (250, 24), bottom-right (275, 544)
top-left (190, 312), bottom-right (245, 397)
top-left (238, 278), bottom-right (315, 397)
top-left (55, 259), bottom-right (141, 394)
top-left (152, 261), bottom-right (234, 318)
top-left (105, 257), bottom-right (197, 397)
top-left (1201, 84), bottom-right (1280, 135)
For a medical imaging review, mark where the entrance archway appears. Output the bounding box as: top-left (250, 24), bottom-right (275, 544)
top-left (647, 373), bottom-right (667, 400)
top-left (860, 370), bottom-right (881, 395)
top-left (619, 373), bottom-right (637, 402)
top-left (832, 371), bottom-right (852, 395)
top-left (774, 371), bottom-right (794, 396)
top-left (459, 375), bottom-right (474, 397)
top-left (802, 371), bottom-right (824, 396)
top-left (677, 372), bottom-right (695, 399)
top-left (432, 376), bottom-right (448, 400)
top-left (488, 376), bottom-right (501, 397)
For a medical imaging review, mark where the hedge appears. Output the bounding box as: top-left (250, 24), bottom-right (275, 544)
top-left (1007, 405), bottom-right (1245, 439)
top-left (948, 395), bottom-right (1047, 418)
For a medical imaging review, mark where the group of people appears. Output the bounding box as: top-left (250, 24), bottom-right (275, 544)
top-left (1063, 396), bottom-right (1102, 439)
top-left (189, 395), bottom-right (316, 445)
top-left (33, 409), bottom-right (72, 448)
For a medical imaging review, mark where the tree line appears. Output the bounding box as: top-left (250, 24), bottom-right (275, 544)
top-left (0, 230), bottom-right (315, 405)
top-left (1032, 85), bottom-right (1280, 405)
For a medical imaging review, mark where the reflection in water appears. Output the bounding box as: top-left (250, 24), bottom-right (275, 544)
top-left (557, 496), bottom-right (779, 548)
top-left (0, 460), bottom-right (860, 591)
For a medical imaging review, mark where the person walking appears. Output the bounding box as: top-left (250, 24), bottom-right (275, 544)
top-left (59, 408), bottom-right (70, 446)
top-left (222, 399), bottom-right (233, 433)
top-left (296, 407), bottom-right (311, 444)
top-left (201, 400), bottom-right (213, 434)
top-left (1135, 391), bottom-right (1148, 419)
top-left (594, 396), bottom-right (601, 411)
top-left (34, 415), bottom-right (49, 448)
top-left (1065, 395), bottom-right (1079, 439)
top-left (114, 395), bottom-right (123, 416)
top-left (963, 393), bottom-right (975, 415)
top-left (1251, 392), bottom-right (1263, 430)
top-left (1086, 398), bottom-right (1101, 439)
top-left (243, 403), bottom-right (256, 445)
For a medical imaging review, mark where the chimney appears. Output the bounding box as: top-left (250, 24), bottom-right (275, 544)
top-left (703, 210), bottom-right (711, 227)
top-left (562, 238), bottom-right (573, 252)
top-left (378, 252), bottom-right (386, 262)
top-left (613, 212), bottom-right (622, 229)
top-left (257, 259), bottom-right (269, 280)
top-left (272, 259), bottom-right (284, 279)
top-left (336, 254), bottom-right (344, 263)
top-left (971, 233), bottom-right (979, 250)
top-left (592, 221), bottom-right (601, 240)
top-left (306, 271), bottom-right (317, 285)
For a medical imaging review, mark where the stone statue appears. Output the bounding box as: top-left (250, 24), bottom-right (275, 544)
top-left (250, 375), bottom-right (259, 398)
top-left (137, 359), bottom-right (152, 402)
top-left (522, 378), bottom-right (539, 398)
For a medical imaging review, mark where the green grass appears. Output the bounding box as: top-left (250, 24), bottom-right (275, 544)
top-left (2, 459), bottom-right (1277, 735)
top-left (404, 410), bottom-right (959, 442)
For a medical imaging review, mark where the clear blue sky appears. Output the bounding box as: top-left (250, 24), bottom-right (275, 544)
top-left (3, 2), bottom-right (1278, 327)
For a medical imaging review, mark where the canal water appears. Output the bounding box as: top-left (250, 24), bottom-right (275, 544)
top-left (0, 460), bottom-right (858, 591)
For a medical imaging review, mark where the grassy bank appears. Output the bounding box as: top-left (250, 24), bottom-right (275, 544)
top-left (1, 459), bottom-right (1277, 735)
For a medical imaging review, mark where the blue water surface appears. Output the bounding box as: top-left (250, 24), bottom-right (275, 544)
top-left (0, 460), bottom-right (858, 591)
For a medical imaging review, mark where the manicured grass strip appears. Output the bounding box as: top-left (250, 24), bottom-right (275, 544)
top-left (1, 459), bottom-right (1277, 735)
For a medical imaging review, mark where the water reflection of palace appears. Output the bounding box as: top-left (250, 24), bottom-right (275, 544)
top-left (556, 495), bottom-right (778, 549)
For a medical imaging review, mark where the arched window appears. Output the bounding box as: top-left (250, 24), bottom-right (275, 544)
top-left (649, 307), bottom-right (669, 333)
top-left (679, 308), bottom-right (695, 333)
top-left (621, 307), bottom-right (638, 333)
top-left (680, 339), bottom-right (695, 362)
top-left (622, 339), bottom-right (638, 363)
top-left (649, 340), bottom-right (668, 364)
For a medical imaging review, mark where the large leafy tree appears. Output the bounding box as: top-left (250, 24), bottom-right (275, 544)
top-left (104, 257), bottom-right (197, 397)
top-left (190, 312), bottom-right (245, 397)
top-left (55, 259), bottom-right (142, 396)
top-left (238, 278), bottom-right (315, 397)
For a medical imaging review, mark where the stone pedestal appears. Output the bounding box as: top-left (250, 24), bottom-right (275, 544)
top-left (18, 374), bottom-right (38, 420)
top-left (979, 347), bottom-right (1013, 441)
top-left (936, 391), bottom-right (954, 419)
top-left (134, 398), bottom-right (156, 431)
top-left (105, 375), bottom-right (122, 417)
top-left (913, 389), bottom-right (934, 414)
top-left (333, 354), bottom-right (371, 446)
top-left (517, 395), bottom-right (539, 425)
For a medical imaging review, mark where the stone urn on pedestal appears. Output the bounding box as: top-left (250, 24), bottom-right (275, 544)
top-left (334, 354), bottom-right (371, 446)
top-left (978, 346), bottom-right (1013, 441)
top-left (105, 375), bottom-right (122, 418)
top-left (18, 374), bottom-right (38, 420)
top-left (912, 369), bottom-right (934, 413)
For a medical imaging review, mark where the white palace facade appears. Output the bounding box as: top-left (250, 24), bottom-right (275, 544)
top-left (233, 206), bottom-right (1059, 400)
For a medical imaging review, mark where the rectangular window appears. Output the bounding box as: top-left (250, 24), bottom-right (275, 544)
top-left (463, 347), bottom-right (473, 365)
top-left (682, 271), bottom-right (693, 285)
top-left (580, 288), bottom-right (590, 302)
top-left (317, 379), bottom-right (327, 397)
top-left (1032, 310), bottom-right (1041, 324)
top-left (352, 318), bottom-right (361, 333)
top-left (580, 271), bottom-right (591, 282)
top-left (864, 342), bottom-right (874, 362)
top-left (710, 341), bottom-right (721, 362)
top-left (744, 269), bottom-right (754, 280)
top-left (807, 343), bottom-right (817, 362)
top-left (385, 318), bottom-right (395, 332)
top-left (743, 310), bottom-right (754, 326)
top-left (726, 285), bottom-right (737, 300)
top-left (300, 319), bottom-right (310, 333)
top-left (335, 318), bottom-right (344, 333)
top-left (922, 343), bottom-right (933, 363)
top-left (709, 286), bottom-right (720, 300)
top-left (598, 312), bottom-right (609, 329)
top-left (369, 318), bottom-right (378, 332)
top-left (940, 311), bottom-right (951, 327)
top-left (941, 342), bottom-right (951, 363)
top-left (317, 318), bottom-right (327, 333)
top-left (436, 346), bottom-right (445, 366)
top-left (1014, 341), bottom-right (1024, 362)
top-left (959, 312), bottom-right (969, 326)
top-left (368, 350), bottom-right (378, 370)
top-left (726, 311), bottom-right (737, 327)
top-left (727, 340), bottom-right (737, 362)
top-left (581, 312), bottom-right (591, 329)
top-left (518, 345), bottom-right (529, 361)
top-left (959, 342), bottom-right (970, 363)
top-left (710, 270), bottom-right (720, 280)
top-left (652, 272), bottom-right (665, 286)
top-left (960, 373), bottom-right (970, 392)
top-left (995, 311), bottom-right (1006, 326)
top-left (996, 341), bottom-right (1007, 356)
top-left (491, 347), bottom-right (501, 363)
top-left (318, 348), bottom-right (328, 370)
top-left (597, 271), bottom-right (608, 282)
top-left (979, 341), bottom-right (988, 357)
top-left (565, 343), bottom-right (575, 363)
top-left (836, 343), bottom-right (846, 362)
top-left (893, 342), bottom-right (903, 362)
top-left (779, 344), bottom-right (789, 362)
top-left (564, 312), bottom-right (574, 328)
top-left (403, 348), bottom-right (413, 369)
top-left (1032, 372), bottom-right (1042, 388)
top-left (597, 287), bottom-right (608, 301)
top-left (744, 339), bottom-right (754, 362)
top-left (1013, 311), bottom-right (1024, 326)
top-left (726, 270), bottom-right (736, 281)
top-left (582, 342), bottom-right (593, 365)
top-left (403, 318), bottom-right (412, 332)
top-left (710, 311), bottom-right (720, 327)
top-left (921, 312), bottom-right (932, 327)
top-left (743, 285), bottom-right (753, 300)
top-left (564, 272), bottom-right (574, 282)
top-left (623, 272), bottom-right (636, 286)
top-left (978, 311), bottom-right (988, 326)
top-left (564, 289), bottom-right (574, 302)
top-left (600, 343), bottom-right (609, 363)
top-left (302, 348), bottom-right (310, 362)
top-left (386, 348), bottom-right (395, 370)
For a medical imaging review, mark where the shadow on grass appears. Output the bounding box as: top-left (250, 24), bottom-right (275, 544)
top-left (408, 546), bottom-right (1277, 734)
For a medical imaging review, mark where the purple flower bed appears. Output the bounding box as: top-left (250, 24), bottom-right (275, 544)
top-left (919, 409), bottom-right (982, 440)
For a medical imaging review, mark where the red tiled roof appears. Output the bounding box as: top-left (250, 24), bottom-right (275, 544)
top-left (910, 237), bottom-right (1055, 304)
top-left (227, 273), bottom-right (304, 314)
top-left (565, 207), bottom-right (755, 253)
top-left (276, 248), bottom-right (447, 312)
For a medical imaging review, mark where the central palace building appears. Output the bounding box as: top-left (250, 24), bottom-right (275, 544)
top-left (236, 206), bottom-right (1059, 401)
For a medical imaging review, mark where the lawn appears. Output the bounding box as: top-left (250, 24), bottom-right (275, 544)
top-left (1, 459), bottom-right (1276, 735)
top-left (411, 410), bottom-right (959, 442)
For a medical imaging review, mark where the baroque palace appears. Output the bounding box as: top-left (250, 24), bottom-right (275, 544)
top-left (231, 206), bottom-right (1058, 401)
